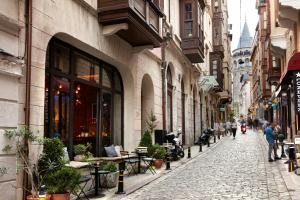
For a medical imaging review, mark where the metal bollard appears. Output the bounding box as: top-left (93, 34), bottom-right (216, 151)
top-left (218, 132), bottom-right (220, 140)
top-left (188, 147), bottom-right (191, 158)
top-left (165, 155), bottom-right (171, 170)
top-left (116, 161), bottom-right (126, 194)
top-left (288, 160), bottom-right (294, 172)
top-left (214, 135), bottom-right (216, 143)
top-left (207, 137), bottom-right (210, 147)
top-left (199, 142), bottom-right (202, 152)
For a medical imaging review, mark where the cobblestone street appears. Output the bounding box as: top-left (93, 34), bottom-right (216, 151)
top-left (120, 130), bottom-right (292, 200)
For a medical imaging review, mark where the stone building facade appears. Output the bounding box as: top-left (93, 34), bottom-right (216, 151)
top-left (232, 22), bottom-right (252, 118)
top-left (0, 0), bottom-right (231, 199)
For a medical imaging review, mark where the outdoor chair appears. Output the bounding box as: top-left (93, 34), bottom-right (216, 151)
top-left (74, 174), bottom-right (92, 200)
top-left (123, 152), bottom-right (139, 176)
top-left (141, 156), bottom-right (156, 175)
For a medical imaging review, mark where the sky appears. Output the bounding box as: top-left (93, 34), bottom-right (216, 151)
top-left (228, 0), bottom-right (259, 51)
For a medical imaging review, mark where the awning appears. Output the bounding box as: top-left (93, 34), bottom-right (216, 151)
top-left (280, 52), bottom-right (300, 84)
top-left (198, 76), bottom-right (219, 91)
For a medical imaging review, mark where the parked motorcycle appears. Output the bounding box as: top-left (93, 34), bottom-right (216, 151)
top-left (241, 123), bottom-right (246, 134)
top-left (165, 130), bottom-right (185, 160)
top-left (198, 128), bottom-right (214, 145)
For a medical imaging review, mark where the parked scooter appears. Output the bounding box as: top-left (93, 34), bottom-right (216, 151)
top-left (197, 128), bottom-right (215, 145)
top-left (241, 123), bottom-right (246, 134)
top-left (165, 130), bottom-right (185, 160)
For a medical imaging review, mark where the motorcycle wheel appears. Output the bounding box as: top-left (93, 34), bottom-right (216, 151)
top-left (179, 151), bottom-right (185, 158)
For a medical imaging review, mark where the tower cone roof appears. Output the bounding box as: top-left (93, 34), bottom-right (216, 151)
top-left (237, 22), bottom-right (252, 49)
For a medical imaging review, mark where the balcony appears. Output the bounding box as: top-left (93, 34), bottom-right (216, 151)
top-left (181, 36), bottom-right (204, 63)
top-left (98, 0), bottom-right (164, 47)
top-left (279, 0), bottom-right (300, 10)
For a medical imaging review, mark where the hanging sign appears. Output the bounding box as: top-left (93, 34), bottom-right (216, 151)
top-left (293, 71), bottom-right (300, 113)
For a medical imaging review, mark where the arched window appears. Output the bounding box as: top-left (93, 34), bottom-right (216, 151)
top-left (45, 39), bottom-right (124, 157)
top-left (167, 67), bottom-right (173, 132)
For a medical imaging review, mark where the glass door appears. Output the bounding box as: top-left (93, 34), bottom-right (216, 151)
top-left (101, 91), bottom-right (112, 148)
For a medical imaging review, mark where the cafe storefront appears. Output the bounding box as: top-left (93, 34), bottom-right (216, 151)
top-left (44, 38), bottom-right (124, 157)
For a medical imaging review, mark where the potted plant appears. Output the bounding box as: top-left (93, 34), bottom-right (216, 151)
top-left (2, 127), bottom-right (47, 200)
top-left (139, 130), bottom-right (153, 148)
top-left (148, 144), bottom-right (166, 169)
top-left (100, 162), bottom-right (119, 188)
top-left (44, 166), bottom-right (81, 200)
top-left (73, 143), bottom-right (93, 161)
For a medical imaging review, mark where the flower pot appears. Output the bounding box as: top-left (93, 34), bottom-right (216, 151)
top-left (48, 193), bottom-right (70, 200)
top-left (153, 159), bottom-right (163, 169)
top-left (100, 171), bottom-right (119, 188)
top-left (74, 154), bottom-right (84, 161)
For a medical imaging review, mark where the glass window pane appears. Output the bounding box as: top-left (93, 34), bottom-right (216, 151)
top-left (102, 92), bottom-right (112, 147)
top-left (73, 83), bottom-right (98, 156)
top-left (53, 43), bottom-right (70, 74)
top-left (114, 72), bottom-right (122, 92)
top-left (52, 77), bottom-right (70, 144)
top-left (102, 68), bottom-right (112, 88)
top-left (75, 56), bottom-right (100, 83)
top-left (185, 3), bottom-right (192, 12)
top-left (114, 94), bottom-right (122, 145)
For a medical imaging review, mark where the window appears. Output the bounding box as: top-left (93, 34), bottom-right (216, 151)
top-left (272, 56), bottom-right (281, 68)
top-left (45, 39), bottom-right (123, 157)
top-left (167, 67), bottom-right (173, 132)
top-left (212, 60), bottom-right (218, 79)
top-left (184, 3), bottom-right (193, 37)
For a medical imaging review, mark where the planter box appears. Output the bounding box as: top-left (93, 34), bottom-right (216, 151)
top-left (100, 171), bottom-right (119, 188)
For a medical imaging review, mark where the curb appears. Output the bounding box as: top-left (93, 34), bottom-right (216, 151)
top-left (112, 137), bottom-right (226, 199)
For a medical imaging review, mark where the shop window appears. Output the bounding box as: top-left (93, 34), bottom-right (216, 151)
top-left (102, 68), bottom-right (112, 88)
top-left (52, 77), bottom-right (70, 143)
top-left (75, 55), bottom-right (100, 83)
top-left (272, 56), bottom-right (281, 68)
top-left (46, 39), bottom-right (124, 157)
top-left (212, 60), bottom-right (218, 79)
top-left (53, 43), bottom-right (70, 74)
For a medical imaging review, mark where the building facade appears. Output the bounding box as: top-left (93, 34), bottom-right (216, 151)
top-left (0, 0), bottom-right (231, 199)
top-left (232, 22), bottom-right (253, 118)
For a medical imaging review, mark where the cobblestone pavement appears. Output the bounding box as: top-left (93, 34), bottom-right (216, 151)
top-left (119, 130), bottom-right (292, 200)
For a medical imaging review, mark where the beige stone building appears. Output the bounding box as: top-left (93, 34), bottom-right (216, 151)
top-left (0, 0), bottom-right (231, 199)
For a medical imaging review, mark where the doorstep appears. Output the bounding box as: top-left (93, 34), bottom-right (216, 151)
top-left (88, 136), bottom-right (225, 200)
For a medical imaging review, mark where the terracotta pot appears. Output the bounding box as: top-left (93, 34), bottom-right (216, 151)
top-left (48, 193), bottom-right (70, 200)
top-left (153, 159), bottom-right (163, 168)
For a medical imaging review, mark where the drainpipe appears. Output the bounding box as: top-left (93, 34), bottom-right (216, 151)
top-left (23, 0), bottom-right (32, 198)
top-left (161, 41), bottom-right (167, 131)
top-left (25, 0), bottom-right (32, 126)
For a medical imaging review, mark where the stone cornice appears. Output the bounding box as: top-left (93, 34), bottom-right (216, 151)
top-left (0, 12), bottom-right (22, 36)
top-left (0, 56), bottom-right (24, 77)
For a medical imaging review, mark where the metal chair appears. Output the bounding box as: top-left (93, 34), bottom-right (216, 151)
top-left (142, 156), bottom-right (156, 174)
top-left (74, 174), bottom-right (92, 200)
top-left (123, 151), bottom-right (139, 175)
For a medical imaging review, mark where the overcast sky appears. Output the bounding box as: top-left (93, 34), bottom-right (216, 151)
top-left (228, 0), bottom-right (259, 51)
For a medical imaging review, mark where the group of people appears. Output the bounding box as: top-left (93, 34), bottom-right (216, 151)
top-left (264, 122), bottom-right (282, 162)
top-left (214, 120), bottom-right (238, 139)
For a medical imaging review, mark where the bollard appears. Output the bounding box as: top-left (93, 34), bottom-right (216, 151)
top-left (218, 132), bottom-right (220, 140)
top-left (288, 160), bottom-right (294, 172)
top-left (187, 147), bottom-right (191, 158)
top-left (199, 142), bottom-right (202, 152)
top-left (214, 135), bottom-right (216, 143)
top-left (207, 138), bottom-right (210, 147)
top-left (165, 155), bottom-right (171, 170)
top-left (116, 161), bottom-right (126, 194)
top-left (281, 143), bottom-right (286, 158)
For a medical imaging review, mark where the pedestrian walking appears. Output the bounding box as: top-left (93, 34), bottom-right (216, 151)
top-left (226, 121), bottom-right (232, 135)
top-left (231, 120), bottom-right (237, 139)
top-left (265, 122), bottom-right (280, 162)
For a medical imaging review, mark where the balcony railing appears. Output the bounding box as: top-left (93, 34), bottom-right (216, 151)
top-left (98, 0), bottom-right (164, 47)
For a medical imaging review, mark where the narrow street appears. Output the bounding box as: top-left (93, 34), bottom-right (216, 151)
top-left (121, 130), bottom-right (291, 200)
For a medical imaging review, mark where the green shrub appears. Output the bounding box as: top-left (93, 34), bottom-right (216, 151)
top-left (102, 162), bottom-right (118, 172)
top-left (74, 144), bottom-right (87, 155)
top-left (38, 138), bottom-right (65, 177)
top-left (139, 130), bottom-right (153, 148)
top-left (45, 166), bottom-right (81, 194)
top-left (148, 144), bottom-right (166, 160)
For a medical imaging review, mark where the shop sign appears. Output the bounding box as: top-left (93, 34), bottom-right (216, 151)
top-left (219, 107), bottom-right (225, 112)
top-left (293, 71), bottom-right (300, 113)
